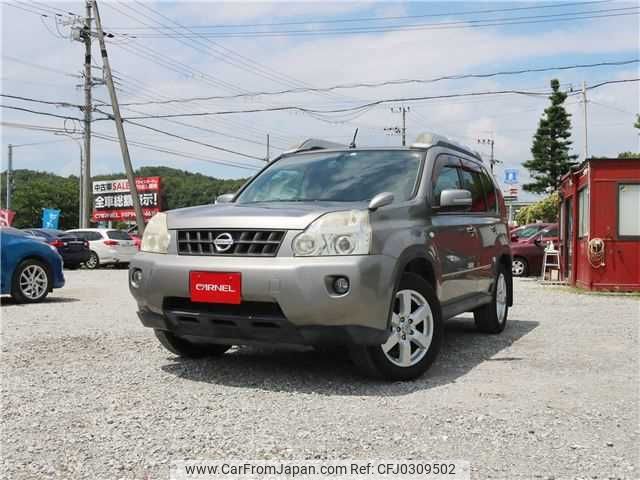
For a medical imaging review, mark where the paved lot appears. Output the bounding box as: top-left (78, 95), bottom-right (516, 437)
top-left (1, 270), bottom-right (638, 480)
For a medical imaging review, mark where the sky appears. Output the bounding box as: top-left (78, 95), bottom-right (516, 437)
top-left (1, 0), bottom-right (638, 201)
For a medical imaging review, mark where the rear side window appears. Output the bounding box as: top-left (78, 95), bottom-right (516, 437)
top-left (458, 162), bottom-right (486, 212)
top-left (542, 226), bottom-right (558, 238)
top-left (107, 230), bottom-right (132, 240)
top-left (479, 169), bottom-right (498, 212)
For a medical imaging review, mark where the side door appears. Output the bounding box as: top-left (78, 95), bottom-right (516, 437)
top-left (429, 155), bottom-right (478, 303)
top-left (461, 160), bottom-right (503, 293)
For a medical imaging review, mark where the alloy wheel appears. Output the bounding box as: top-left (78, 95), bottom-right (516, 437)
top-left (19, 264), bottom-right (48, 300)
top-left (382, 289), bottom-right (434, 368)
top-left (512, 259), bottom-right (525, 276)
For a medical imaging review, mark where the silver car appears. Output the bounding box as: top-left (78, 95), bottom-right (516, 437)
top-left (129, 134), bottom-right (512, 380)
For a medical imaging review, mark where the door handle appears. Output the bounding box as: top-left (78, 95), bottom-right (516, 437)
top-left (465, 226), bottom-right (475, 234)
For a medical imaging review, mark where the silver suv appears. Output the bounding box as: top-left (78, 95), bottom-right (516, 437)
top-left (129, 133), bottom-right (512, 380)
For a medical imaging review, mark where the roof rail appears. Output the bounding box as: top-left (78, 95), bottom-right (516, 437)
top-left (411, 132), bottom-right (482, 160)
top-left (282, 138), bottom-right (347, 155)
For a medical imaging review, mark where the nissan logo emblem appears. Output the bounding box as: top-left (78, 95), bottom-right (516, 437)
top-left (213, 233), bottom-right (234, 252)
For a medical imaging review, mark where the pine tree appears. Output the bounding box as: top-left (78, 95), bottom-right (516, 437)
top-left (523, 79), bottom-right (578, 193)
top-left (634, 114), bottom-right (640, 130)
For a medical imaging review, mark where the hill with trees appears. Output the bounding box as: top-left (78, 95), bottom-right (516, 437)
top-left (0, 166), bottom-right (247, 229)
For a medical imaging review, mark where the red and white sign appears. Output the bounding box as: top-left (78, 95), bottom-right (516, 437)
top-left (189, 271), bottom-right (242, 304)
top-left (0, 209), bottom-right (16, 227)
top-left (92, 176), bottom-right (161, 222)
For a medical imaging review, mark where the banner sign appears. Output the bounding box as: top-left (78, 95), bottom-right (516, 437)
top-left (0, 209), bottom-right (16, 227)
top-left (92, 176), bottom-right (161, 222)
top-left (42, 208), bottom-right (61, 229)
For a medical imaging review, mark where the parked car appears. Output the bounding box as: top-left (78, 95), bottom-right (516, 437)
top-left (129, 134), bottom-right (513, 380)
top-left (510, 222), bottom-right (553, 243)
top-left (511, 224), bottom-right (559, 277)
top-left (1, 227), bottom-right (65, 303)
top-left (66, 228), bottom-right (137, 269)
top-left (22, 228), bottom-right (91, 269)
top-left (127, 225), bottom-right (142, 250)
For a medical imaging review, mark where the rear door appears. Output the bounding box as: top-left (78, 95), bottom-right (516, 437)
top-left (429, 155), bottom-right (479, 302)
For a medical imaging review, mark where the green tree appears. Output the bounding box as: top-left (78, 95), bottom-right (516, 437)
top-left (635, 114), bottom-right (640, 130)
top-left (515, 192), bottom-right (560, 225)
top-left (523, 79), bottom-right (578, 193)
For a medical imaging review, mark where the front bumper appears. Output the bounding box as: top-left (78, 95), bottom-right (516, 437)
top-left (129, 252), bottom-right (396, 346)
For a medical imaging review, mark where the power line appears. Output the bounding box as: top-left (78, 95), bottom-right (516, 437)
top-left (0, 104), bottom-right (85, 122)
top-left (114, 59), bottom-right (639, 106)
top-left (1, 55), bottom-right (79, 78)
top-left (120, 7), bottom-right (639, 38)
top-left (112, 78), bottom-right (639, 120)
top-left (104, 1), bottom-right (610, 29)
top-left (1, 93), bottom-right (82, 108)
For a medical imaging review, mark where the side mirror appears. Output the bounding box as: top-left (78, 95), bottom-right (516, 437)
top-left (368, 192), bottom-right (394, 211)
top-left (216, 193), bottom-right (235, 204)
top-left (439, 189), bottom-right (472, 209)
top-left (510, 234), bottom-right (518, 242)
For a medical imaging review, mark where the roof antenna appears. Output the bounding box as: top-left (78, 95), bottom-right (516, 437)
top-left (349, 128), bottom-right (358, 149)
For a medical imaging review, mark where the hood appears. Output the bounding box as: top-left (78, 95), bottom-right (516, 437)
top-left (166, 201), bottom-right (365, 230)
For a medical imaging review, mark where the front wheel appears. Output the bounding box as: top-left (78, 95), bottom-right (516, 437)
top-left (11, 259), bottom-right (50, 303)
top-left (474, 266), bottom-right (509, 334)
top-left (154, 330), bottom-right (231, 358)
top-left (350, 273), bottom-right (443, 381)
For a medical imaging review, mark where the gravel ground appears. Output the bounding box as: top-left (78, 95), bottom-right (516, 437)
top-left (1, 270), bottom-right (638, 480)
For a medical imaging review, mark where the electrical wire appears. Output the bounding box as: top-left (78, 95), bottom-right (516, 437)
top-left (122, 7), bottom-right (639, 38)
top-left (0, 105), bottom-right (85, 122)
top-left (114, 59), bottom-right (639, 106)
top-left (113, 78), bottom-right (640, 120)
top-left (1, 93), bottom-right (82, 108)
top-left (104, 1), bottom-right (610, 29)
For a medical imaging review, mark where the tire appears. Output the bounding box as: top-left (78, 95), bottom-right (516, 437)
top-left (512, 256), bottom-right (528, 277)
top-left (11, 259), bottom-right (50, 303)
top-left (154, 330), bottom-right (231, 358)
top-left (350, 273), bottom-right (443, 381)
top-left (84, 251), bottom-right (100, 270)
top-left (474, 265), bottom-right (509, 334)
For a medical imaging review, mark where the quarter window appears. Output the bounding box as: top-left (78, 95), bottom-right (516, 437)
top-left (618, 184), bottom-right (640, 237)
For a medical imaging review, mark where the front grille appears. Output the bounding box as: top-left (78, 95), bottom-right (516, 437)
top-left (177, 229), bottom-right (285, 256)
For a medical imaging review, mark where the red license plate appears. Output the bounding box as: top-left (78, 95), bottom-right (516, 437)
top-left (189, 272), bottom-right (241, 304)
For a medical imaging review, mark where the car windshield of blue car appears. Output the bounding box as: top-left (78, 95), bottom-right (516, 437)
top-left (236, 150), bottom-right (423, 204)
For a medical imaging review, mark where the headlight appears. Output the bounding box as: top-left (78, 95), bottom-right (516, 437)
top-left (141, 212), bottom-right (170, 254)
top-left (292, 210), bottom-right (371, 256)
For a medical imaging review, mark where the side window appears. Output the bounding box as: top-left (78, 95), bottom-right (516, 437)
top-left (91, 232), bottom-right (103, 241)
top-left (542, 226), bottom-right (558, 238)
top-left (578, 187), bottom-right (589, 238)
top-left (459, 161), bottom-right (486, 212)
top-left (618, 184), bottom-right (640, 237)
top-left (479, 168), bottom-right (498, 212)
top-left (432, 158), bottom-right (461, 208)
top-left (72, 231), bottom-right (86, 240)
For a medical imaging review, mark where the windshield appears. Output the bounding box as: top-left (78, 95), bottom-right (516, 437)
top-left (236, 150), bottom-right (423, 204)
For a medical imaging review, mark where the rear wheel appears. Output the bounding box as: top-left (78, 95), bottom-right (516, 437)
top-left (11, 259), bottom-right (50, 303)
top-left (85, 251), bottom-right (99, 270)
top-left (154, 330), bottom-right (231, 358)
top-left (350, 273), bottom-right (443, 381)
top-left (474, 266), bottom-right (509, 334)
top-left (512, 256), bottom-right (528, 277)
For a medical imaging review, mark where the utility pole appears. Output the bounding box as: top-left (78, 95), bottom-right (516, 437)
top-left (6, 144), bottom-right (12, 210)
top-left (92, 0), bottom-right (145, 234)
top-left (478, 138), bottom-right (496, 173)
top-left (582, 81), bottom-right (589, 160)
top-left (390, 106), bottom-right (410, 146)
top-left (82, 0), bottom-right (92, 227)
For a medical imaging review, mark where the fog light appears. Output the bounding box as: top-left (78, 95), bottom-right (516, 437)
top-left (333, 276), bottom-right (350, 295)
top-left (130, 268), bottom-right (143, 288)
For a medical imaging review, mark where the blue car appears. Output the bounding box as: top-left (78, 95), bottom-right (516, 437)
top-left (1, 227), bottom-right (65, 303)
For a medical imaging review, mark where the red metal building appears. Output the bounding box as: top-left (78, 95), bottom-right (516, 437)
top-left (558, 157), bottom-right (640, 291)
